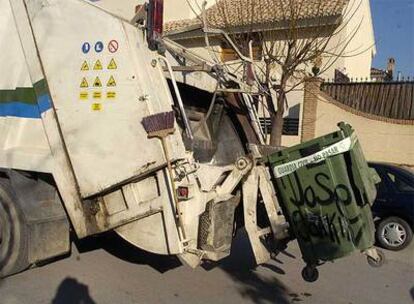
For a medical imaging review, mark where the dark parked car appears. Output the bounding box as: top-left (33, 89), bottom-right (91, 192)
top-left (368, 162), bottom-right (414, 251)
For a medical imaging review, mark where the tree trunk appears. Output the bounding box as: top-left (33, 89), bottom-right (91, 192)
top-left (269, 88), bottom-right (286, 147)
top-left (269, 108), bottom-right (284, 147)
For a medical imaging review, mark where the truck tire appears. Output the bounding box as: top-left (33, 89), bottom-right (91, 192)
top-left (0, 181), bottom-right (30, 278)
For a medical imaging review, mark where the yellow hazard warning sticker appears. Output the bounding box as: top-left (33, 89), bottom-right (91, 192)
top-left (91, 103), bottom-right (102, 111)
top-left (79, 92), bottom-right (88, 100)
top-left (93, 91), bottom-right (102, 99)
top-left (107, 76), bottom-right (116, 87)
top-left (80, 77), bottom-right (89, 88)
top-left (93, 77), bottom-right (102, 87)
top-left (107, 58), bottom-right (117, 70)
top-left (107, 91), bottom-right (116, 99)
top-left (81, 61), bottom-right (89, 71)
top-left (93, 60), bottom-right (103, 70)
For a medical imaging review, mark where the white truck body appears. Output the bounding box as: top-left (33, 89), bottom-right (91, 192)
top-left (0, 0), bottom-right (382, 280)
top-left (0, 0), bottom-right (286, 273)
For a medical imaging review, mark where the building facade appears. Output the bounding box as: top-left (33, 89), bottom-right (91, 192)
top-left (164, 0), bottom-right (376, 81)
top-left (163, 0), bottom-right (377, 146)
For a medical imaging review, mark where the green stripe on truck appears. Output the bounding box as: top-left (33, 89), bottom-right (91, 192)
top-left (0, 79), bottom-right (48, 104)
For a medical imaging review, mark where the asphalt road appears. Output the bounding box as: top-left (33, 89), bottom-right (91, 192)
top-left (1, 231), bottom-right (413, 304)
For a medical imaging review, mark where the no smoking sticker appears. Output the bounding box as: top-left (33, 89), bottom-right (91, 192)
top-left (108, 40), bottom-right (119, 53)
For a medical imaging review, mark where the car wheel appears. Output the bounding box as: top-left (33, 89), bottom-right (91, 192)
top-left (0, 181), bottom-right (30, 278)
top-left (376, 217), bottom-right (413, 251)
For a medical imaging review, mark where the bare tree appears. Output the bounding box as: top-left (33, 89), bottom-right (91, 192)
top-left (188, 0), bottom-right (367, 146)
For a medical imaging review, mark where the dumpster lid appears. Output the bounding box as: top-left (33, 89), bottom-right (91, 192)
top-left (272, 133), bottom-right (357, 178)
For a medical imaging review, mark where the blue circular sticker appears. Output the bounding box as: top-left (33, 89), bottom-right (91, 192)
top-left (94, 41), bottom-right (104, 53)
top-left (81, 42), bottom-right (91, 54)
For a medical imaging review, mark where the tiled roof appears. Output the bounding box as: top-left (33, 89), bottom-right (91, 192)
top-left (165, 0), bottom-right (348, 34)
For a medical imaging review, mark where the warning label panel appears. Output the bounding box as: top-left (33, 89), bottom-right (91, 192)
top-left (79, 40), bottom-right (120, 108)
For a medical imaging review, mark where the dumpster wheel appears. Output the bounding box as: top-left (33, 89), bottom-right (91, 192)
top-left (366, 249), bottom-right (385, 268)
top-left (301, 265), bottom-right (319, 283)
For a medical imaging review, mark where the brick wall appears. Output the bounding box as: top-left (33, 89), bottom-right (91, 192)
top-left (301, 77), bottom-right (323, 142)
top-left (301, 78), bottom-right (414, 165)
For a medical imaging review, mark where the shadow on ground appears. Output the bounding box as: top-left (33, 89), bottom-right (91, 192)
top-left (75, 232), bottom-right (182, 273)
top-left (51, 277), bottom-right (96, 304)
top-left (202, 231), bottom-right (299, 304)
top-left (74, 230), bottom-right (300, 304)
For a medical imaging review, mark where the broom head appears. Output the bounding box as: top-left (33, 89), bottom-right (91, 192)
top-left (142, 111), bottom-right (176, 138)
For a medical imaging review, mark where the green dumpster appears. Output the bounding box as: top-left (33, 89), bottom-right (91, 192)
top-left (268, 122), bottom-right (383, 282)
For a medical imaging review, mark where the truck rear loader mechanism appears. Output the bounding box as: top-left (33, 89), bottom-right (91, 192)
top-left (0, 0), bottom-right (383, 282)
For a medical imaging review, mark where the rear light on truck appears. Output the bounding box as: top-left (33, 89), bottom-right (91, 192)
top-left (177, 186), bottom-right (189, 200)
top-left (147, 0), bottom-right (164, 50)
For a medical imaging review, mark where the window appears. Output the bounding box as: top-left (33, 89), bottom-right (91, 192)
top-left (386, 172), bottom-right (414, 192)
top-left (220, 33), bottom-right (262, 62)
top-left (259, 117), bottom-right (299, 136)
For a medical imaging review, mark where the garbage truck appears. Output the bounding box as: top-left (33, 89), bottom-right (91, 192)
top-left (0, 0), bottom-right (383, 282)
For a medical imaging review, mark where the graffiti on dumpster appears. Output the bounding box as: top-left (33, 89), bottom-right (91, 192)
top-left (290, 173), bottom-right (352, 208)
top-left (291, 210), bottom-right (365, 246)
top-left (288, 172), bottom-right (365, 246)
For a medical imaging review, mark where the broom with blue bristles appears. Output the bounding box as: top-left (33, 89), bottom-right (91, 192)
top-left (142, 111), bottom-right (186, 240)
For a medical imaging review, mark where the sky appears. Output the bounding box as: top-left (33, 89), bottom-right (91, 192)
top-left (371, 0), bottom-right (414, 77)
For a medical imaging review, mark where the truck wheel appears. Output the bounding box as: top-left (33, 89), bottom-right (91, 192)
top-left (0, 181), bottom-right (29, 278)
